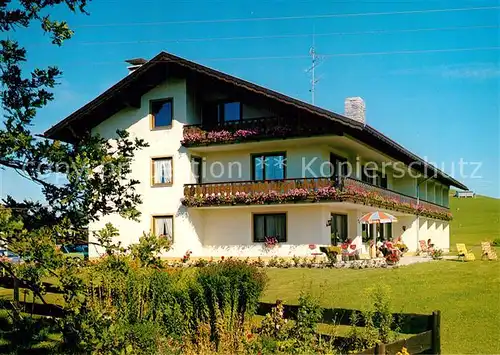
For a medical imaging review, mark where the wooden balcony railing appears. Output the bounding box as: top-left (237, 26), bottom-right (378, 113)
top-left (183, 176), bottom-right (450, 218)
top-left (182, 116), bottom-right (338, 147)
top-left (343, 178), bottom-right (449, 212)
top-left (183, 177), bottom-right (333, 197)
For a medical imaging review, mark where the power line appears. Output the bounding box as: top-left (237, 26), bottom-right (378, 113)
top-left (54, 25), bottom-right (498, 46)
top-left (199, 46), bottom-right (500, 61)
top-left (74, 6), bottom-right (500, 28)
top-left (67, 46), bottom-right (500, 66)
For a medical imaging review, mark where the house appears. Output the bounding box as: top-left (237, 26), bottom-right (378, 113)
top-left (44, 51), bottom-right (467, 258)
top-left (454, 191), bottom-right (475, 198)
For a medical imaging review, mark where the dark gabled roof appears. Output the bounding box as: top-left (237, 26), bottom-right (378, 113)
top-left (44, 51), bottom-right (467, 190)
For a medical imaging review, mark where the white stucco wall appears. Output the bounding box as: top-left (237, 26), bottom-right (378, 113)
top-left (89, 78), bottom-right (202, 257)
top-left (202, 205), bottom-right (331, 257)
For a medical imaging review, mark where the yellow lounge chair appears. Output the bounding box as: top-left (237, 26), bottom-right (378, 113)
top-left (456, 243), bottom-right (475, 261)
top-left (481, 242), bottom-right (498, 261)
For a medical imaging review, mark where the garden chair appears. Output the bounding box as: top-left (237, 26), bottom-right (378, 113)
top-left (456, 243), bottom-right (475, 262)
top-left (481, 242), bottom-right (497, 261)
top-left (417, 240), bottom-right (429, 256)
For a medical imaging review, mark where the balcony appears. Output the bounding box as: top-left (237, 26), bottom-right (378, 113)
top-left (182, 116), bottom-right (339, 147)
top-left (182, 177), bottom-right (452, 221)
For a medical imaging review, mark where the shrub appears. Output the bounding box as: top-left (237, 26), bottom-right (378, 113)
top-left (61, 258), bottom-right (267, 354)
top-left (345, 285), bottom-right (397, 352)
top-left (431, 248), bottom-right (443, 259)
top-left (492, 238), bottom-right (500, 246)
top-left (267, 256), bottom-right (279, 267)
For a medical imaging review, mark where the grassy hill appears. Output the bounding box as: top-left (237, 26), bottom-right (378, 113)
top-left (449, 193), bottom-right (500, 246)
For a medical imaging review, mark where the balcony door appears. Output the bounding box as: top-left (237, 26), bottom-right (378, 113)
top-left (330, 153), bottom-right (348, 182)
top-left (202, 101), bottom-right (242, 126)
top-left (330, 213), bottom-right (348, 245)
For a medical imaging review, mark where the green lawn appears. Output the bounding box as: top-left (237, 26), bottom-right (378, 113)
top-left (262, 261), bottom-right (500, 354)
top-left (450, 194), bottom-right (500, 246)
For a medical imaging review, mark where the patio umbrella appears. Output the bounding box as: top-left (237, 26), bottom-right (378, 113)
top-left (358, 211), bottom-right (398, 258)
top-left (358, 211), bottom-right (398, 224)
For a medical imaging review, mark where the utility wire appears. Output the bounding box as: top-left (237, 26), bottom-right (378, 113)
top-left (67, 46), bottom-right (500, 66)
top-left (56, 25), bottom-right (498, 46)
top-left (74, 6), bottom-right (500, 28)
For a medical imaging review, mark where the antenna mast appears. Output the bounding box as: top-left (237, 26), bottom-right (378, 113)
top-left (307, 32), bottom-right (322, 105)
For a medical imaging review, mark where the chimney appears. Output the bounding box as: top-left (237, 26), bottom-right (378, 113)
top-left (344, 97), bottom-right (366, 125)
top-left (125, 58), bottom-right (147, 74)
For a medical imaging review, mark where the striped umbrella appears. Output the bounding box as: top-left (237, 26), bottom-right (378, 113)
top-left (359, 211), bottom-right (398, 259)
top-left (359, 211), bottom-right (398, 224)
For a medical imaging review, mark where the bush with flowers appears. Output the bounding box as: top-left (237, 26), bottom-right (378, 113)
top-left (264, 236), bottom-right (279, 249)
top-left (181, 249), bottom-right (192, 263)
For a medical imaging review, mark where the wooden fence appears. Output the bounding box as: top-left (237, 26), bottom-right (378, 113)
top-left (256, 302), bottom-right (441, 355)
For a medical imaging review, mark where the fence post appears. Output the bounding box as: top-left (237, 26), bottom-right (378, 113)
top-left (375, 342), bottom-right (386, 355)
top-left (431, 310), bottom-right (441, 354)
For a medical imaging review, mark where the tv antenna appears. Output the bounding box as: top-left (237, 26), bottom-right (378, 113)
top-left (306, 32), bottom-right (323, 105)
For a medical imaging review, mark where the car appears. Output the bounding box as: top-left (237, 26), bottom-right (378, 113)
top-left (60, 244), bottom-right (89, 260)
top-left (0, 249), bottom-right (22, 264)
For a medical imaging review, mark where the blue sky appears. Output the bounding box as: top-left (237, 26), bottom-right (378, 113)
top-left (1, 0), bottom-right (499, 200)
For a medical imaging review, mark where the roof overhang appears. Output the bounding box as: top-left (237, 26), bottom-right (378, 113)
top-left (44, 51), bottom-right (467, 190)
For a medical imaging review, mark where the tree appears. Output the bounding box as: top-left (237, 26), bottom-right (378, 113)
top-left (0, 1), bottom-right (147, 306)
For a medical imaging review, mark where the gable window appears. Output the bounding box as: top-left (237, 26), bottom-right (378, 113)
top-left (151, 99), bottom-right (173, 128)
top-left (252, 152), bottom-right (286, 181)
top-left (330, 213), bottom-right (348, 244)
top-left (253, 213), bottom-right (287, 243)
top-left (151, 157), bottom-right (173, 186)
top-left (202, 101), bottom-right (241, 125)
top-left (152, 215), bottom-right (173, 239)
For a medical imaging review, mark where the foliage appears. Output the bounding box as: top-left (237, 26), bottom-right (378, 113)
top-left (430, 248), bottom-right (444, 259)
top-left (492, 238), bottom-right (500, 247)
top-left (346, 286), bottom-right (397, 352)
top-left (129, 232), bottom-right (172, 267)
top-left (319, 246), bottom-right (341, 264)
top-left (57, 255), bottom-right (267, 354)
top-left (252, 294), bottom-right (333, 354)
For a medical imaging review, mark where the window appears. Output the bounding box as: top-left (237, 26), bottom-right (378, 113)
top-left (361, 165), bottom-right (376, 184)
top-left (221, 102), bottom-right (241, 122)
top-left (253, 213), bottom-right (287, 242)
top-left (151, 99), bottom-right (173, 128)
top-left (152, 215), bottom-right (174, 239)
top-left (151, 157), bottom-right (173, 186)
top-left (330, 214), bottom-right (348, 244)
top-left (191, 156), bottom-right (202, 184)
top-left (202, 101), bottom-right (241, 124)
top-left (252, 152), bottom-right (286, 180)
top-left (373, 171), bottom-right (388, 188)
